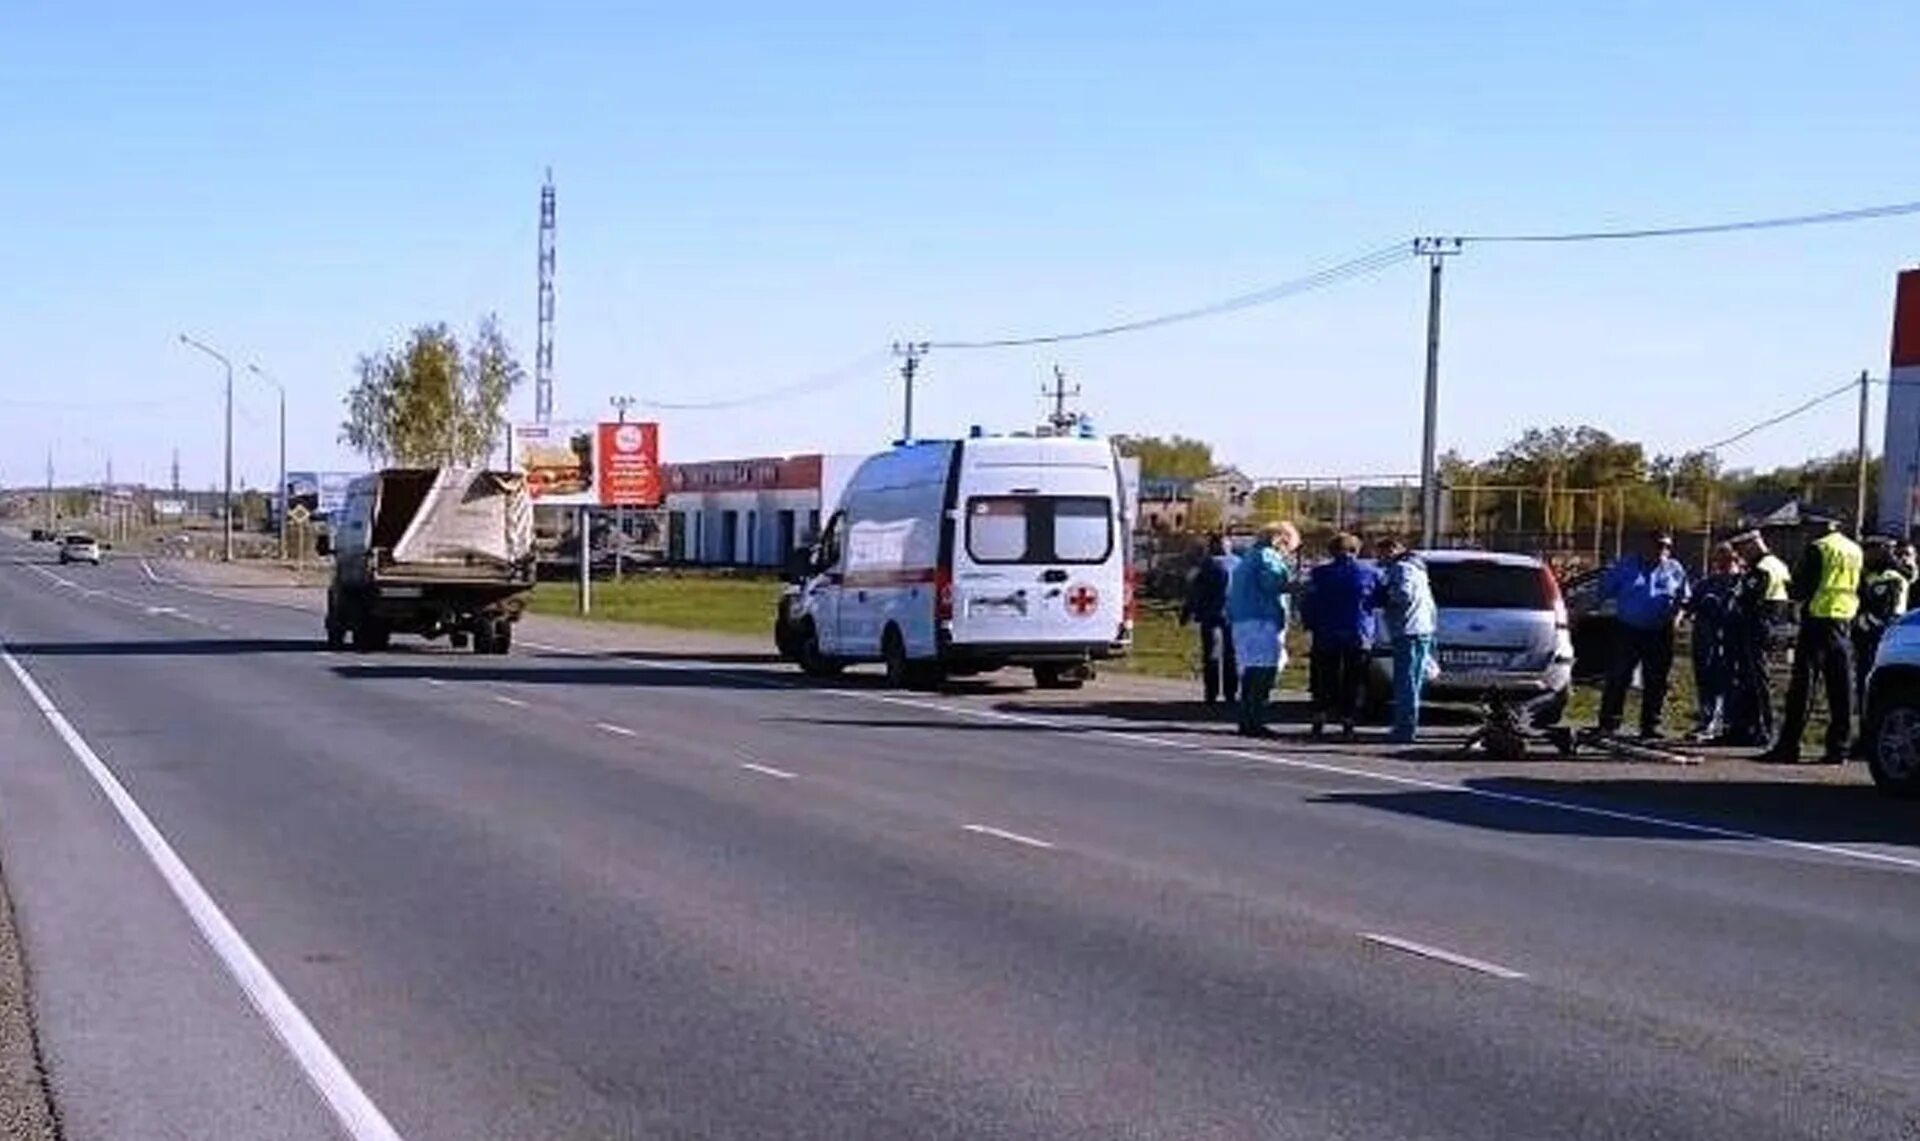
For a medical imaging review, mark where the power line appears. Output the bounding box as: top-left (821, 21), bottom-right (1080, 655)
top-left (925, 242), bottom-right (1415, 350)
top-left (1689, 377), bottom-right (1863, 455)
top-left (1459, 198), bottom-right (1920, 245)
top-left (642, 348), bottom-right (891, 411)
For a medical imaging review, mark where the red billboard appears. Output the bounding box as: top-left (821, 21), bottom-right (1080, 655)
top-left (596, 421), bottom-right (663, 507)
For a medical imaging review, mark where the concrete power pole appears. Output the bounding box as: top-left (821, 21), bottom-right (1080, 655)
top-left (609, 395), bottom-right (636, 582)
top-left (535, 169), bottom-right (557, 424)
top-left (1043, 365), bottom-right (1082, 433)
top-left (1413, 238), bottom-right (1462, 549)
top-left (1857, 368), bottom-right (1873, 537)
top-left (893, 342), bottom-right (928, 441)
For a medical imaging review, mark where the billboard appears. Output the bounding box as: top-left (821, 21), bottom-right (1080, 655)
top-left (510, 421), bottom-right (662, 508)
top-left (285, 471), bottom-right (360, 519)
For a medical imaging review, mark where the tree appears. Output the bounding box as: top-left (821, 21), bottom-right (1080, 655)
top-left (1114, 434), bottom-right (1215, 482)
top-left (340, 316), bottom-right (525, 467)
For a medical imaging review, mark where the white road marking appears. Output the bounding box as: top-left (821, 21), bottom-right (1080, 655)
top-left (447, 640), bottom-right (1920, 875)
top-left (740, 762), bottom-right (798, 780)
top-left (963, 823), bottom-right (1055, 850)
top-left (144, 605), bottom-right (180, 617)
top-left (1360, 932), bottom-right (1528, 980)
top-left (594, 722), bottom-right (637, 737)
top-left (421, 678), bottom-right (446, 688)
top-left (0, 643), bottom-right (407, 1141)
top-left (491, 695), bottom-right (528, 708)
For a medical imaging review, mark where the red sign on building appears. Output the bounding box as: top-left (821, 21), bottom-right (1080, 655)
top-left (596, 422), bottom-right (663, 507)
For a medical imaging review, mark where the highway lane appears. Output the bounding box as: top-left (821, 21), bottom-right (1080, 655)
top-left (2, 541), bottom-right (1918, 1138)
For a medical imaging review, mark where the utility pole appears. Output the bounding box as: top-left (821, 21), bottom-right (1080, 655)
top-left (1413, 238), bottom-right (1462, 549)
top-left (1856, 368), bottom-right (1873, 537)
top-left (170, 448), bottom-right (182, 494)
top-left (893, 341), bottom-right (928, 441)
top-left (1043, 365), bottom-right (1082, 433)
top-left (44, 446), bottom-right (54, 532)
top-left (609, 395), bottom-right (636, 583)
top-left (179, 334), bottom-right (235, 561)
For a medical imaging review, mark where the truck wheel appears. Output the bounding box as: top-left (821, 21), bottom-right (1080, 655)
top-left (797, 622), bottom-right (843, 679)
top-left (491, 620), bottom-right (513, 655)
top-left (1033, 664), bottom-right (1086, 691)
top-left (471, 625), bottom-right (495, 654)
top-left (449, 629), bottom-right (470, 651)
top-left (1867, 683), bottom-right (1920, 798)
top-left (353, 621), bottom-right (391, 652)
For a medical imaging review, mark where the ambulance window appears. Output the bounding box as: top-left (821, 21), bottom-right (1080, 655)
top-left (1052, 497), bottom-right (1112, 562)
top-left (967, 499), bottom-right (1029, 562)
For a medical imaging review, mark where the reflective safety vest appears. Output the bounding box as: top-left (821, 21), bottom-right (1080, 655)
top-left (1806, 532), bottom-right (1864, 620)
top-left (1754, 554), bottom-right (1791, 603)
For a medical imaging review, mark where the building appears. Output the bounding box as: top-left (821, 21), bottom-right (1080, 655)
top-left (1192, 466), bottom-right (1255, 524)
top-left (1880, 268), bottom-right (1920, 536)
top-left (663, 454), bottom-right (865, 566)
top-left (1137, 478), bottom-right (1195, 532)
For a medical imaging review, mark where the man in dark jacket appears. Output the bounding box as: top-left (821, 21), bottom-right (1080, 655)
top-left (1302, 532), bottom-right (1382, 739)
top-left (1179, 534), bottom-right (1238, 705)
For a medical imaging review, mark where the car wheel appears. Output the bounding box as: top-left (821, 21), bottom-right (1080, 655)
top-left (1868, 685), bottom-right (1920, 798)
top-left (797, 622), bottom-right (843, 679)
top-left (1032, 664), bottom-right (1086, 691)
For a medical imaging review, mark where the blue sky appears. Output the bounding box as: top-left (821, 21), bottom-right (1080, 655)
top-left (4, 1), bottom-right (1919, 490)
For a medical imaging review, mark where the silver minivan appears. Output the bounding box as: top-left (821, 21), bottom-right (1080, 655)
top-left (1369, 550), bottom-right (1574, 724)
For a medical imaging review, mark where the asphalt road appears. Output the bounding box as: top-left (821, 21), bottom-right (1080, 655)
top-left (2, 536), bottom-right (1918, 1139)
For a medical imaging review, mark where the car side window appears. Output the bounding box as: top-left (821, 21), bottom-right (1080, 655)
top-left (818, 512), bottom-right (846, 572)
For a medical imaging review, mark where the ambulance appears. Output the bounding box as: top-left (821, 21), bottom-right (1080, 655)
top-left (776, 430), bottom-right (1132, 689)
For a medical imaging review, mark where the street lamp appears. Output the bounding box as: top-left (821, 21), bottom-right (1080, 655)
top-left (178, 334), bottom-right (235, 562)
top-left (247, 363), bottom-right (288, 561)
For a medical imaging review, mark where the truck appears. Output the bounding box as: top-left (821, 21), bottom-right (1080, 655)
top-left (775, 432), bottom-right (1133, 689)
top-left (319, 468), bottom-right (536, 653)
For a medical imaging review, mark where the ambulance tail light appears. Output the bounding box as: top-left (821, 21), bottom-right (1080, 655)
top-left (935, 568), bottom-right (954, 624)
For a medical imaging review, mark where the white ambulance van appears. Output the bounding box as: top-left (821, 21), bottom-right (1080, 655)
top-left (777, 432), bottom-right (1132, 689)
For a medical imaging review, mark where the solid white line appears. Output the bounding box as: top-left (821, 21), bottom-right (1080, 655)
top-left (491, 695), bottom-right (528, 708)
top-left (1360, 932), bottom-right (1528, 980)
top-left (594, 722), bottom-right (637, 737)
top-left (421, 678), bottom-right (446, 688)
top-left (962, 823), bottom-right (1056, 850)
top-left (740, 762), bottom-right (798, 780)
top-left (0, 643), bottom-right (406, 1141)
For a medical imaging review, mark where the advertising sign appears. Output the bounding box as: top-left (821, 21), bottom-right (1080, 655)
top-left (510, 421), bottom-right (663, 507)
top-left (285, 471), bottom-right (360, 519)
top-left (597, 421), bottom-right (663, 507)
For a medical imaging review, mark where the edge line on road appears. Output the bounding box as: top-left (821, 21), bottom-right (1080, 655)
top-left (0, 641), bottom-right (407, 1141)
top-left (1359, 932), bottom-right (1528, 980)
top-left (594, 722), bottom-right (637, 737)
top-left (740, 762), bottom-right (798, 780)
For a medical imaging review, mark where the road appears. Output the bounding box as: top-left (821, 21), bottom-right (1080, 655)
top-left (2, 534), bottom-right (1918, 1139)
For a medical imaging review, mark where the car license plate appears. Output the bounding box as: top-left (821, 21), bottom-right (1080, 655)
top-left (968, 594), bottom-right (1027, 617)
top-left (1440, 649), bottom-right (1507, 669)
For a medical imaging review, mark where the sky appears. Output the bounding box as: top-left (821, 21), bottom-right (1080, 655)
top-left (4, 0), bottom-right (1920, 491)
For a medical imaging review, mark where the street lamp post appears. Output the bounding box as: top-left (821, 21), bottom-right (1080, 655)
top-left (247, 364), bottom-right (288, 561)
top-left (178, 334), bottom-right (235, 562)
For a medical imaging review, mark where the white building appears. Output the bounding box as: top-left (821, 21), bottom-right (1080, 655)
top-left (663, 454), bottom-right (865, 566)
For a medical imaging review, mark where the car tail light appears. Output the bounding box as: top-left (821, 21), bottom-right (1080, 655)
top-left (1540, 566), bottom-right (1568, 628)
top-left (935, 568), bottom-right (954, 623)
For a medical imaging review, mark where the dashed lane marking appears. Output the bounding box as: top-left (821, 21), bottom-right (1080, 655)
top-left (1360, 932), bottom-right (1527, 980)
top-left (962, 823), bottom-right (1056, 850)
top-left (740, 762), bottom-right (798, 780)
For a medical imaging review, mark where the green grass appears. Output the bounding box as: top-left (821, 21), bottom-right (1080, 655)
top-left (527, 575), bottom-right (782, 638)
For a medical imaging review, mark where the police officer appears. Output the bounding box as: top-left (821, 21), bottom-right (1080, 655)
top-left (1853, 536), bottom-right (1910, 706)
top-left (1726, 529), bottom-right (1793, 747)
top-left (1761, 514), bottom-right (1864, 764)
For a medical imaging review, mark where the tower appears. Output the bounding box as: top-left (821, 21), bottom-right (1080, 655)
top-left (535, 168), bottom-right (557, 423)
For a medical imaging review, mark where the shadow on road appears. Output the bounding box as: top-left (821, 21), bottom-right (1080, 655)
top-left (331, 661), bottom-right (799, 690)
top-left (5, 638), bottom-right (328, 657)
top-left (531, 648), bottom-right (785, 667)
top-left (1317, 777), bottom-right (1920, 850)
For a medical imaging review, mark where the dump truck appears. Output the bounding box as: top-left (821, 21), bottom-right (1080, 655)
top-left (319, 468), bottom-right (536, 653)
